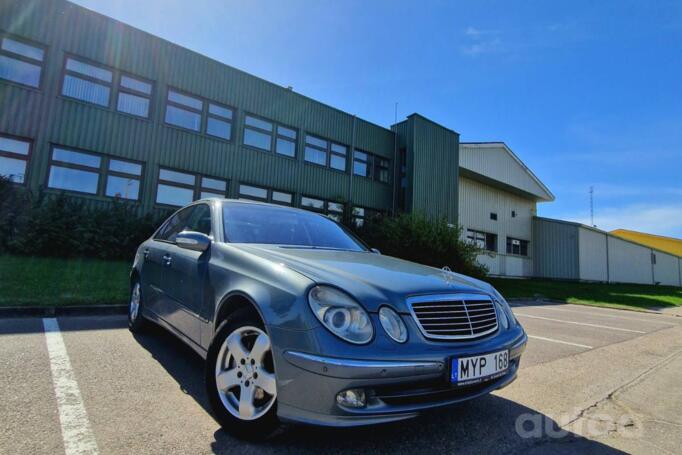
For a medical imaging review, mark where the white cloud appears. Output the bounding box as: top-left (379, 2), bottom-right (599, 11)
top-left (554, 203), bottom-right (682, 238)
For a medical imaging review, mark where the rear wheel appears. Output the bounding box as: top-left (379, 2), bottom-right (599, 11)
top-left (206, 309), bottom-right (281, 439)
top-left (128, 280), bottom-right (148, 333)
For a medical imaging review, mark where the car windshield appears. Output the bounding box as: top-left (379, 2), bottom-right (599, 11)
top-left (222, 203), bottom-right (367, 251)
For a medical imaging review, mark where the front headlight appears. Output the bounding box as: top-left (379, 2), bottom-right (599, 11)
top-left (308, 286), bottom-right (373, 344)
top-left (378, 306), bottom-right (408, 343)
top-left (491, 287), bottom-right (517, 327)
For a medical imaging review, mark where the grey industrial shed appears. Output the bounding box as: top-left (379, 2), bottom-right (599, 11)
top-left (533, 217), bottom-right (682, 286)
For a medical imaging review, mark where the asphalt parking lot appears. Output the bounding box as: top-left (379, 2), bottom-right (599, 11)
top-left (1, 301), bottom-right (681, 454)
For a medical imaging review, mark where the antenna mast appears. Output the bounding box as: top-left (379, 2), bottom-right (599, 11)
top-left (589, 186), bottom-right (595, 227)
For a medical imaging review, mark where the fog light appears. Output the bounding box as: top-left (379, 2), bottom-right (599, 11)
top-left (336, 388), bottom-right (366, 408)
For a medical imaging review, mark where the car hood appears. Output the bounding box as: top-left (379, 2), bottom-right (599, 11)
top-left (233, 244), bottom-right (493, 312)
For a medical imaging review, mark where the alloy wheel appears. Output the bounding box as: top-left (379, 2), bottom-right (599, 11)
top-left (129, 282), bottom-right (141, 321)
top-left (214, 326), bottom-right (277, 420)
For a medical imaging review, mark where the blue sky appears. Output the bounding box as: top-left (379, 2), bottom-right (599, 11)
top-left (72, 0), bottom-right (682, 237)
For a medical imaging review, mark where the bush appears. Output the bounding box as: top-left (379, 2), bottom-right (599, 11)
top-left (0, 177), bottom-right (162, 260)
top-left (352, 212), bottom-right (488, 279)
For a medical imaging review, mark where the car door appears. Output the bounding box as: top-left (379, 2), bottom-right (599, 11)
top-left (162, 203), bottom-right (213, 344)
top-left (148, 206), bottom-right (196, 323)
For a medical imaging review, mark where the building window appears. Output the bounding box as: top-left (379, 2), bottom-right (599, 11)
top-left (207, 103), bottom-right (233, 140)
top-left (47, 146), bottom-right (142, 200)
top-left (62, 57), bottom-right (113, 107)
top-left (271, 190), bottom-right (293, 206)
top-left (467, 229), bottom-right (497, 252)
top-left (117, 74), bottom-right (152, 118)
top-left (327, 202), bottom-right (344, 222)
top-left (0, 35), bottom-right (44, 88)
top-left (301, 196), bottom-right (325, 212)
top-left (243, 114), bottom-right (297, 157)
top-left (200, 176), bottom-right (228, 199)
top-left (239, 184), bottom-right (268, 201)
top-left (105, 159), bottom-right (142, 200)
top-left (353, 149), bottom-right (389, 183)
top-left (304, 135), bottom-right (327, 166)
top-left (352, 206), bottom-right (382, 228)
top-left (506, 237), bottom-right (529, 256)
top-left (165, 89), bottom-right (202, 131)
top-left (239, 184), bottom-right (293, 205)
top-left (156, 167), bottom-right (228, 206)
top-left (304, 134), bottom-right (347, 171)
top-left (0, 135), bottom-right (31, 183)
top-left (330, 143), bottom-right (348, 171)
top-left (490, 212), bottom-right (498, 221)
top-left (276, 126), bottom-right (297, 157)
top-left (301, 196), bottom-right (346, 221)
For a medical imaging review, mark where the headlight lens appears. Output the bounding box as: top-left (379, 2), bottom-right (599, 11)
top-left (491, 287), bottom-right (517, 327)
top-left (308, 286), bottom-right (373, 344)
top-left (378, 306), bottom-right (408, 343)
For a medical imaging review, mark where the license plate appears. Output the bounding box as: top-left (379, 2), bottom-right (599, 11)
top-left (451, 350), bottom-right (508, 385)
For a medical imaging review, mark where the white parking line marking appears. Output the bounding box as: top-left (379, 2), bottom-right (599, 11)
top-left (516, 305), bottom-right (677, 326)
top-left (514, 314), bottom-right (647, 333)
top-left (43, 318), bottom-right (99, 455)
top-left (527, 335), bottom-right (593, 349)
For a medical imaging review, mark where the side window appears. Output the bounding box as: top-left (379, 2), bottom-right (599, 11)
top-left (155, 206), bottom-right (194, 242)
top-left (185, 204), bottom-right (212, 236)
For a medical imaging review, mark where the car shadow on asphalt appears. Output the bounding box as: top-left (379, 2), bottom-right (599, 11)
top-left (134, 323), bottom-right (627, 455)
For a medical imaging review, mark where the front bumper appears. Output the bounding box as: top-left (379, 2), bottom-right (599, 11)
top-left (274, 328), bottom-right (527, 427)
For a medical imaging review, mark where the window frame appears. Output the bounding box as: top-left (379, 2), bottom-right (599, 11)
top-left (353, 149), bottom-right (390, 184)
top-left (60, 54), bottom-right (115, 108)
top-left (351, 206), bottom-right (382, 228)
top-left (46, 144), bottom-right (144, 201)
top-left (466, 229), bottom-right (498, 253)
top-left (506, 237), bottom-right (529, 257)
top-left (304, 133), bottom-right (348, 172)
top-left (0, 133), bottom-right (33, 185)
top-left (238, 183), bottom-right (294, 206)
top-left (155, 166), bottom-right (229, 208)
top-left (242, 113), bottom-right (298, 159)
top-left (60, 53), bottom-right (155, 120)
top-left (0, 32), bottom-right (46, 90)
top-left (116, 71), bottom-right (154, 119)
top-left (164, 86), bottom-right (204, 133)
top-left (164, 86), bottom-right (235, 141)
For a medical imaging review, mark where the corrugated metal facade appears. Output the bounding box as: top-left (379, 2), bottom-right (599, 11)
top-left (393, 114), bottom-right (459, 223)
top-left (458, 176), bottom-right (535, 277)
top-left (0, 0), bottom-right (395, 215)
top-left (532, 217), bottom-right (580, 279)
top-left (607, 236), bottom-right (653, 285)
top-left (534, 217), bottom-right (681, 287)
top-left (578, 228), bottom-right (608, 281)
top-left (459, 143), bottom-right (554, 201)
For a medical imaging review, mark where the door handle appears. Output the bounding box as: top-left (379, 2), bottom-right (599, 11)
top-left (143, 248), bottom-right (150, 260)
top-left (162, 254), bottom-right (172, 267)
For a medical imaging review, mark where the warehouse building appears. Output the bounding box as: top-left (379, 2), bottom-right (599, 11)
top-left (610, 229), bottom-right (682, 258)
top-left (534, 218), bottom-right (682, 286)
top-left (458, 143), bottom-right (554, 277)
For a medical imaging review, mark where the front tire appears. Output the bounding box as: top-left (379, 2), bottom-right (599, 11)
top-left (206, 309), bottom-right (281, 439)
top-left (128, 279), bottom-right (148, 333)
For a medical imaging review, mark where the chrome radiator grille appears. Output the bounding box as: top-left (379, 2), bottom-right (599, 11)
top-left (407, 294), bottom-right (499, 340)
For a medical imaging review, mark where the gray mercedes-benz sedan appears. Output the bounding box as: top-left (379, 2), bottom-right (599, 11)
top-left (129, 199), bottom-right (527, 439)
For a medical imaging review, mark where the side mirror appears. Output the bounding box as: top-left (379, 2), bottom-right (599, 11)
top-left (176, 231), bottom-right (211, 252)
top-left (371, 248), bottom-right (381, 255)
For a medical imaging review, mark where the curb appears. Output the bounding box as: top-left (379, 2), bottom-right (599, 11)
top-left (0, 305), bottom-right (128, 318)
